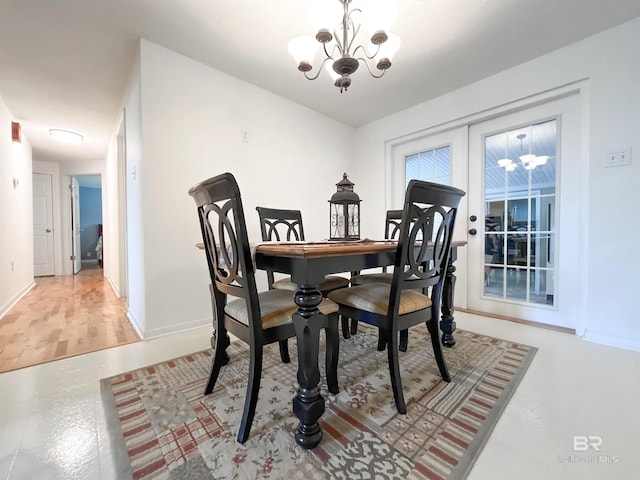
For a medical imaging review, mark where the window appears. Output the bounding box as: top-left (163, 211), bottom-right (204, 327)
top-left (405, 146), bottom-right (451, 186)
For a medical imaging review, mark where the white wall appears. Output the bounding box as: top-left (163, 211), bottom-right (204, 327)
top-left (355, 18), bottom-right (640, 350)
top-left (124, 49), bottom-right (146, 336)
top-left (125, 40), bottom-right (356, 338)
top-left (0, 96), bottom-right (34, 319)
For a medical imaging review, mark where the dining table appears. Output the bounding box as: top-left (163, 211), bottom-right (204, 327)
top-left (253, 238), bottom-right (466, 449)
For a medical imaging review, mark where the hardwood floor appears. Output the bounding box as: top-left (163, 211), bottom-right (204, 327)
top-left (0, 264), bottom-right (140, 373)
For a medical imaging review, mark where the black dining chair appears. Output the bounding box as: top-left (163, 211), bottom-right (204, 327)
top-left (189, 173), bottom-right (340, 443)
top-left (328, 180), bottom-right (465, 414)
top-left (256, 206), bottom-right (351, 339)
top-left (348, 209), bottom-right (422, 349)
top-left (349, 209), bottom-right (403, 287)
top-left (255, 206), bottom-right (350, 293)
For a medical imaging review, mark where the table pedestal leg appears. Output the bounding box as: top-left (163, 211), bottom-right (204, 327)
top-left (292, 285), bottom-right (325, 449)
top-left (440, 256), bottom-right (458, 348)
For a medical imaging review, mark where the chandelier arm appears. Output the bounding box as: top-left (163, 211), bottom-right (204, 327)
top-left (302, 57), bottom-right (333, 81)
top-left (332, 25), bottom-right (344, 53)
top-left (357, 58), bottom-right (387, 79)
top-left (352, 43), bottom-right (380, 61)
top-left (323, 42), bottom-right (341, 60)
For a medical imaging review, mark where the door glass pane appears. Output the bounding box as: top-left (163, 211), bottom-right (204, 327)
top-left (483, 119), bottom-right (557, 305)
top-left (405, 145), bottom-right (451, 186)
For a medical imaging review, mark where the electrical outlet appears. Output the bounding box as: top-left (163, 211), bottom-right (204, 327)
top-left (11, 261), bottom-right (14, 271)
top-left (605, 147), bottom-right (632, 167)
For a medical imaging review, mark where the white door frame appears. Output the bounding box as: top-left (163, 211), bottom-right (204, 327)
top-left (70, 177), bottom-right (82, 274)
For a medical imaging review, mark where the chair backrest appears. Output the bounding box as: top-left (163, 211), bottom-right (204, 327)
top-left (385, 209), bottom-right (403, 240)
top-left (390, 180), bottom-right (465, 313)
top-left (189, 173), bottom-right (261, 329)
top-left (256, 207), bottom-right (306, 289)
top-left (256, 207), bottom-right (305, 242)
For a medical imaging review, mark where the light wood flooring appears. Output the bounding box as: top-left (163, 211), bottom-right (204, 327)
top-left (0, 264), bottom-right (140, 373)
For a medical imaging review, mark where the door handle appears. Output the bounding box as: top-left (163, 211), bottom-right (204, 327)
top-left (46, 228), bottom-right (52, 233)
top-left (468, 228), bottom-right (477, 235)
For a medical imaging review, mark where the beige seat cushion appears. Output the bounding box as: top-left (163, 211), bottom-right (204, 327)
top-left (350, 272), bottom-right (393, 286)
top-left (225, 288), bottom-right (339, 329)
top-left (273, 275), bottom-right (350, 293)
top-left (328, 283), bottom-right (431, 316)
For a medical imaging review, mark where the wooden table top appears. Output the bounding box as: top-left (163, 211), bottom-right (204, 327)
top-left (254, 240), bottom-right (399, 258)
top-left (196, 239), bottom-right (466, 258)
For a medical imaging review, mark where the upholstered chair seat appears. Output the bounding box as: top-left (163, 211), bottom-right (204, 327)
top-left (226, 289), bottom-right (339, 329)
top-left (348, 272), bottom-right (393, 286)
top-left (328, 283), bottom-right (431, 316)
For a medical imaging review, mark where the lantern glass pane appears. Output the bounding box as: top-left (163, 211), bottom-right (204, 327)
top-left (348, 203), bottom-right (359, 238)
top-left (330, 203), bottom-right (345, 239)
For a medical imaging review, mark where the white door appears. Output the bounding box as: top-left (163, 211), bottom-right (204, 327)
top-left (467, 94), bottom-right (582, 329)
top-left (389, 127), bottom-right (470, 303)
top-left (33, 173), bottom-right (55, 276)
top-left (70, 177), bottom-right (82, 274)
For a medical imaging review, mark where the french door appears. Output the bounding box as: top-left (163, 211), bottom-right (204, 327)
top-left (467, 94), bottom-right (582, 328)
top-left (389, 93), bottom-right (582, 329)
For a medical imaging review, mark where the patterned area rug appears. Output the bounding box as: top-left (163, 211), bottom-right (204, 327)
top-left (101, 325), bottom-right (536, 480)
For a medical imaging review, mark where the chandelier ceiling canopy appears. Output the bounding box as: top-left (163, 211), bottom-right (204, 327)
top-left (288, 0), bottom-right (401, 93)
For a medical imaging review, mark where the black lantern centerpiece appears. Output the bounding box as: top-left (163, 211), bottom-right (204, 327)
top-left (329, 173), bottom-right (361, 241)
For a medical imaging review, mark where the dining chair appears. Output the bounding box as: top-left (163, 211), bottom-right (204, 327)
top-left (189, 173), bottom-right (340, 443)
top-left (256, 206), bottom-right (351, 338)
top-left (349, 209), bottom-right (403, 287)
top-left (348, 209), bottom-right (407, 347)
top-left (328, 180), bottom-right (465, 414)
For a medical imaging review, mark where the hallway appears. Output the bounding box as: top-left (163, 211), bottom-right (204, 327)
top-left (0, 265), bottom-right (140, 373)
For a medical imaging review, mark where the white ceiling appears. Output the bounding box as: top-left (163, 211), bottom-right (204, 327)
top-left (2, 0), bottom-right (640, 166)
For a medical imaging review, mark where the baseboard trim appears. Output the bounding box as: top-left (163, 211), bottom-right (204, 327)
top-left (105, 273), bottom-right (123, 298)
top-left (126, 309), bottom-right (145, 339)
top-left (142, 317), bottom-right (211, 340)
top-left (458, 308), bottom-right (576, 335)
top-left (0, 281), bottom-right (36, 320)
top-left (583, 330), bottom-right (640, 352)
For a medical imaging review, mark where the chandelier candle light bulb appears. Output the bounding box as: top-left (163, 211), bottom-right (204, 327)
top-left (288, 0), bottom-right (401, 93)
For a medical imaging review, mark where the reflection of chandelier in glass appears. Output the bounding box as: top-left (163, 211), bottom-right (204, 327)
top-left (497, 133), bottom-right (548, 172)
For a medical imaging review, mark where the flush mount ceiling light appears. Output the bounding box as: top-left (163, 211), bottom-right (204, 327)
top-left (49, 129), bottom-right (84, 143)
top-left (288, 0), bottom-right (401, 93)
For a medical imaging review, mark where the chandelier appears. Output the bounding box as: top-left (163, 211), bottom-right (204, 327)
top-left (497, 133), bottom-right (548, 172)
top-left (288, 0), bottom-right (401, 93)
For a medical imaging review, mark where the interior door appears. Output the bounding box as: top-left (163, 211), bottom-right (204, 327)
top-left (70, 177), bottom-right (82, 274)
top-left (467, 94), bottom-right (582, 329)
top-left (33, 173), bottom-right (55, 276)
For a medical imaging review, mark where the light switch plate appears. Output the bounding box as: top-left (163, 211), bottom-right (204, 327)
top-left (605, 147), bottom-right (632, 167)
